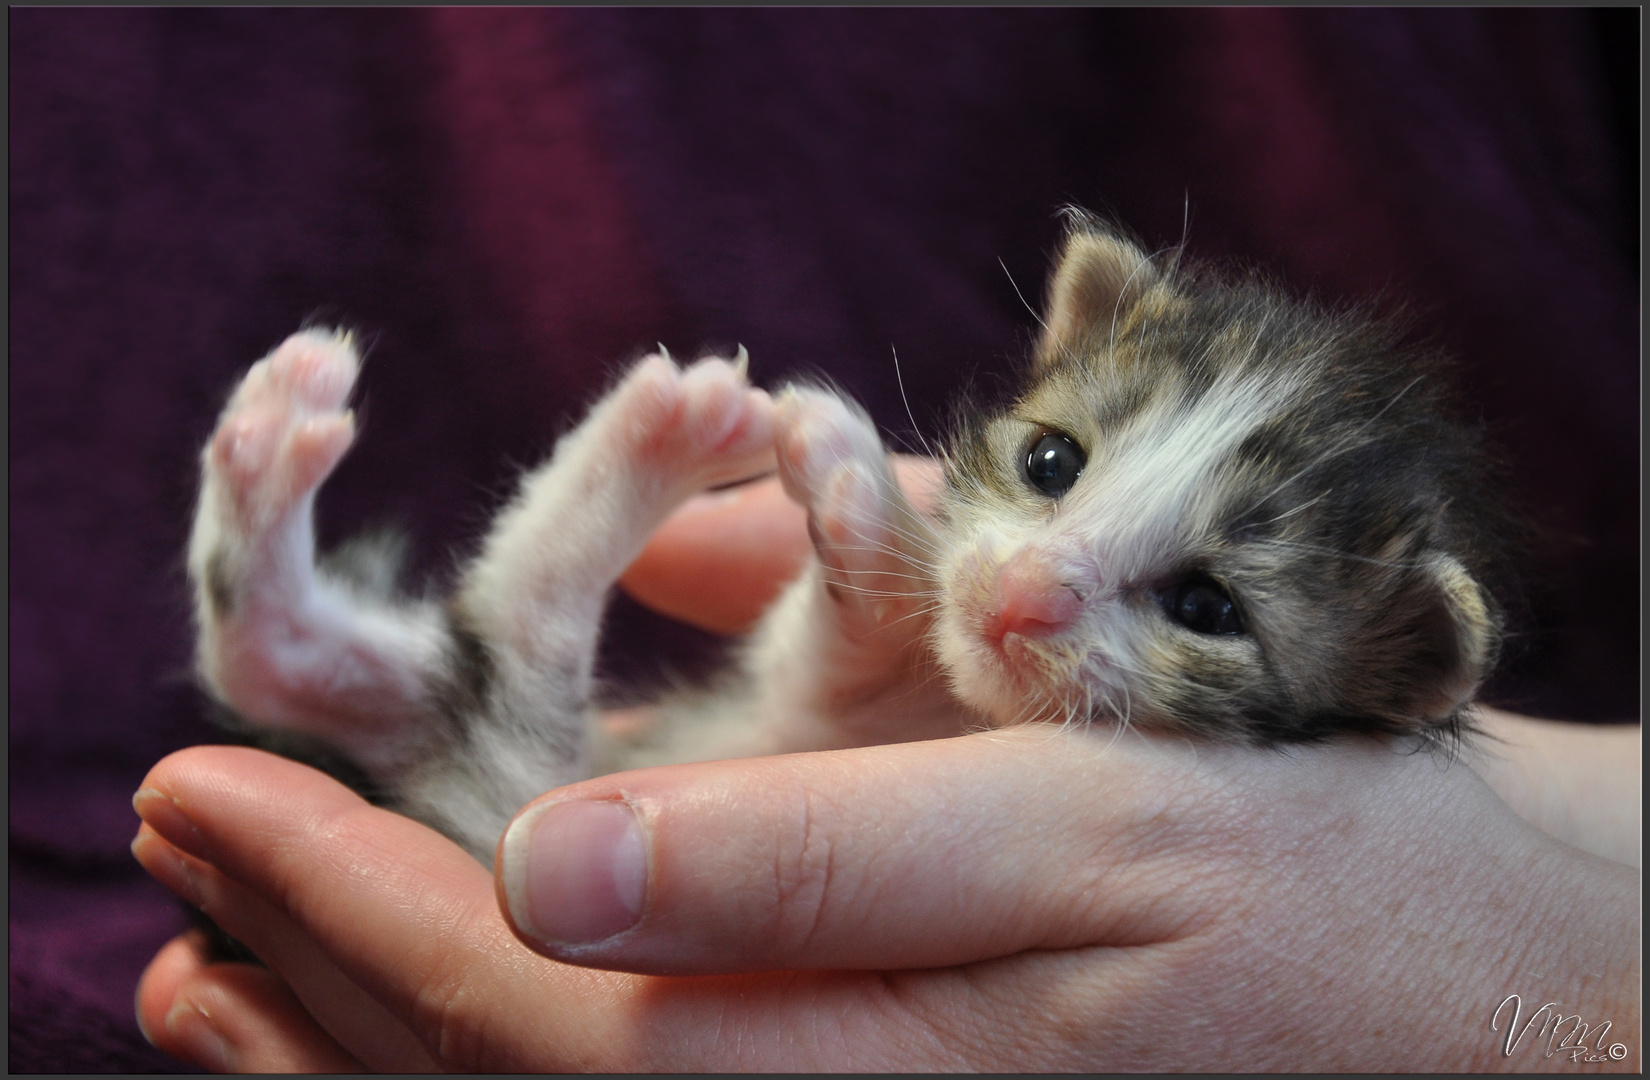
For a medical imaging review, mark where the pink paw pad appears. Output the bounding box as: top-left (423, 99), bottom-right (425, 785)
top-left (209, 329), bottom-right (361, 523)
top-left (812, 463), bottom-right (885, 554)
top-left (773, 387), bottom-right (886, 508)
top-left (773, 385), bottom-right (936, 639)
top-left (675, 359), bottom-right (768, 455)
top-left (270, 338), bottom-right (357, 410)
top-left (282, 414), bottom-right (356, 499)
top-left (212, 412), bottom-right (278, 475)
top-left (608, 349), bottom-right (774, 488)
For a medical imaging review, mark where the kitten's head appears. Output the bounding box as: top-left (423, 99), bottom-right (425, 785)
top-left (933, 213), bottom-right (1506, 744)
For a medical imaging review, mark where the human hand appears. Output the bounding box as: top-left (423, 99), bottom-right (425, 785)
top-left (621, 461), bottom-right (1643, 868)
top-left (1466, 708), bottom-right (1641, 868)
top-left (131, 727), bottom-right (1639, 1071)
top-left (133, 462), bottom-right (1641, 1071)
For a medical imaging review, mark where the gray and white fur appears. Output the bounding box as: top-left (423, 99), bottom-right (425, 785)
top-left (189, 213), bottom-right (1508, 863)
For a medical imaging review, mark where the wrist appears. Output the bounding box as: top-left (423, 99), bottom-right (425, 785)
top-left (1459, 826), bottom-right (1641, 1071)
top-left (1468, 708), bottom-right (1641, 867)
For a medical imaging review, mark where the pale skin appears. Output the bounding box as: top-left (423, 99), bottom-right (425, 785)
top-left (133, 462), bottom-right (1641, 1072)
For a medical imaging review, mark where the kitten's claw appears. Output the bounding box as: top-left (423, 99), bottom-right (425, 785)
top-left (600, 349), bottom-right (775, 495)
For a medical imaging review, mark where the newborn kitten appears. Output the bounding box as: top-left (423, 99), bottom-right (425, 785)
top-left (189, 213), bottom-right (1506, 862)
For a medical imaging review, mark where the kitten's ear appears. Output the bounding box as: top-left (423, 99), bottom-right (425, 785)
top-left (1035, 218), bottom-right (1165, 370)
top-left (1403, 554), bottom-right (1501, 724)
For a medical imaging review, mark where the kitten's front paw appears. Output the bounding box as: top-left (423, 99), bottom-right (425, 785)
top-left (455, 347), bottom-right (777, 648)
top-left (205, 329), bottom-right (360, 537)
top-left (598, 348), bottom-right (775, 496)
top-left (774, 386), bottom-right (937, 645)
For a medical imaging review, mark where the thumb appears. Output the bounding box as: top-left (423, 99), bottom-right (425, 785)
top-left (494, 727), bottom-right (1247, 974)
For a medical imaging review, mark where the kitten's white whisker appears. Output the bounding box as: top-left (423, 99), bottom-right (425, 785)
top-left (890, 344), bottom-right (938, 461)
top-left (842, 518), bottom-right (940, 557)
top-left (1239, 372), bottom-right (1428, 520)
top-left (1252, 491), bottom-right (1330, 526)
top-left (1251, 537), bottom-right (1427, 570)
top-left (1106, 242), bottom-right (1181, 360)
top-left (875, 604), bottom-right (944, 634)
top-left (1000, 257), bottom-right (1048, 332)
top-left (829, 537), bottom-right (934, 573)
top-left (822, 582), bottom-right (935, 600)
top-left (836, 523), bottom-right (941, 566)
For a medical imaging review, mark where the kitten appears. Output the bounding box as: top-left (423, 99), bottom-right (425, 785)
top-left (189, 213), bottom-right (1506, 863)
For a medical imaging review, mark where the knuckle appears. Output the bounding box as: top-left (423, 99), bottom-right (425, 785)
top-left (768, 785), bottom-right (840, 954)
top-left (415, 954), bottom-right (494, 1071)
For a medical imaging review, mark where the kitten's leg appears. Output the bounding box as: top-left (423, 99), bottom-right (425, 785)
top-left (766, 386), bottom-right (970, 743)
top-left (189, 330), bottom-right (452, 777)
top-left (772, 386), bottom-right (938, 653)
top-left (410, 352), bottom-right (775, 848)
top-left (631, 386), bottom-right (966, 766)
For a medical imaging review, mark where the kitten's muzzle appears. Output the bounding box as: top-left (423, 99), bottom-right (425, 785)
top-left (988, 548), bottom-right (1093, 643)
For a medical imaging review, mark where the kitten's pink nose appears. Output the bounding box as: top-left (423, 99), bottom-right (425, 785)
top-left (992, 552), bottom-right (1084, 639)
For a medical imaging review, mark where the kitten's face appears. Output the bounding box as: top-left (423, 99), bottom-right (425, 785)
top-left (929, 223), bottom-right (1500, 743)
top-left (933, 338), bottom-right (1282, 736)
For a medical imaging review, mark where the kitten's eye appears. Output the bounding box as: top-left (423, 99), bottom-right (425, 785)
top-left (1024, 432), bottom-right (1086, 497)
top-left (1161, 575), bottom-right (1244, 635)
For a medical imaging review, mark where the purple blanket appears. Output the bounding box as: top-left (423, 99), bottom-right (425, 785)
top-left (10, 10), bottom-right (1636, 1071)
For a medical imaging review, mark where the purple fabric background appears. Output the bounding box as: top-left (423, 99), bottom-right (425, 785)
top-left (10, 9), bottom-right (1637, 1071)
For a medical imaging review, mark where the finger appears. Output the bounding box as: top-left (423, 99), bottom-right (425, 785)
top-left (131, 823), bottom-right (436, 1073)
top-left (618, 473), bottom-right (808, 633)
top-left (135, 930), bottom-right (213, 1062)
top-left (133, 746), bottom-right (1133, 1070)
top-left (134, 746), bottom-right (638, 1072)
top-left (495, 725), bottom-right (1269, 974)
top-left (135, 928), bottom-right (365, 1072)
top-left (620, 455), bottom-right (943, 634)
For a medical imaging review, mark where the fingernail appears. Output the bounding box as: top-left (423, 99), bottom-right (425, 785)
top-left (135, 985), bottom-right (157, 1047)
top-left (131, 829), bottom-right (205, 907)
top-left (501, 800), bottom-right (647, 948)
top-left (166, 997), bottom-right (236, 1072)
top-left (133, 788), bottom-right (211, 861)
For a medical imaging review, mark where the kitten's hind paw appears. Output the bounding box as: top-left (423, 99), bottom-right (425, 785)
top-left (189, 328), bottom-right (453, 772)
top-left (205, 329), bottom-right (361, 536)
